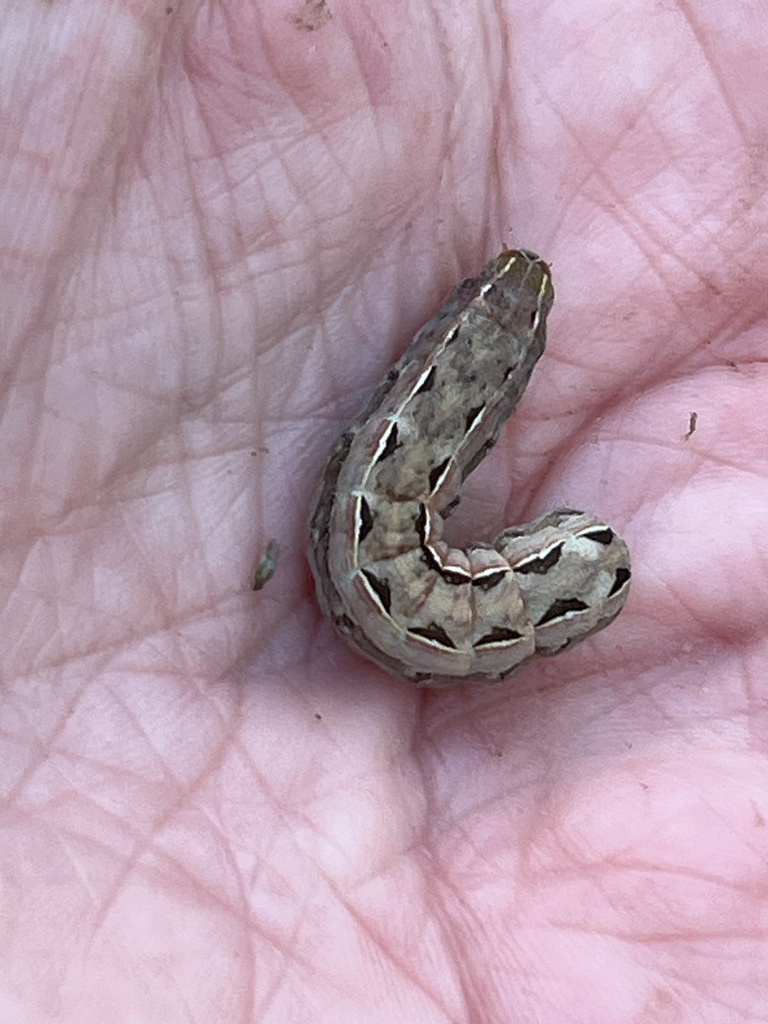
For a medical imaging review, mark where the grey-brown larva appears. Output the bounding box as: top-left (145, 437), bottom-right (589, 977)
top-left (308, 250), bottom-right (631, 687)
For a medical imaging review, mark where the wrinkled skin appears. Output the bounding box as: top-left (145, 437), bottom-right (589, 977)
top-left (2, 1), bottom-right (768, 1021)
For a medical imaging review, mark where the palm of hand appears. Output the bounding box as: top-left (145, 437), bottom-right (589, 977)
top-left (3, 2), bottom-right (767, 1021)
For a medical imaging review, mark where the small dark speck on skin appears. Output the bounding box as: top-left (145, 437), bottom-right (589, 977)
top-left (289, 0), bottom-right (332, 31)
top-left (314, 713), bottom-right (322, 721)
top-left (684, 411), bottom-right (698, 441)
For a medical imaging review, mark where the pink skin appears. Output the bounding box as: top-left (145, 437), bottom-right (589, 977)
top-left (3, 1), bottom-right (768, 1021)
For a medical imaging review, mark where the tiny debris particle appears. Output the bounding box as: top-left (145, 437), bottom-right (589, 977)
top-left (289, 0), bottom-right (332, 31)
top-left (252, 540), bottom-right (280, 591)
top-left (684, 411), bottom-right (698, 441)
